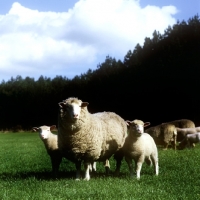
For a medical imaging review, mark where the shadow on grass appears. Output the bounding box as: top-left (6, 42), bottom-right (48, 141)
top-left (0, 170), bottom-right (128, 181)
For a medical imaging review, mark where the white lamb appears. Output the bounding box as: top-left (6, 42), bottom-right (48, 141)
top-left (32, 125), bottom-right (63, 178)
top-left (58, 97), bottom-right (127, 180)
top-left (123, 119), bottom-right (159, 179)
top-left (33, 125), bottom-right (97, 178)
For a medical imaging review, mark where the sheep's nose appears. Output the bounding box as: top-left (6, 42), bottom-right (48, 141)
top-left (74, 114), bottom-right (78, 118)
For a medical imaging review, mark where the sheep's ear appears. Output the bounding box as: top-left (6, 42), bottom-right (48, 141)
top-left (144, 122), bottom-right (151, 127)
top-left (58, 102), bottom-right (65, 108)
top-left (32, 127), bottom-right (39, 132)
top-left (50, 125), bottom-right (56, 131)
top-left (81, 102), bottom-right (89, 107)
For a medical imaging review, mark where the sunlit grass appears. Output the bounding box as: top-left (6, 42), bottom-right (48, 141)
top-left (0, 132), bottom-right (200, 199)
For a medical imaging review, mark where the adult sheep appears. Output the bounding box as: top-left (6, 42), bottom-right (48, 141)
top-left (32, 125), bottom-right (63, 178)
top-left (179, 132), bottom-right (200, 149)
top-left (58, 97), bottom-right (127, 180)
top-left (163, 119), bottom-right (195, 128)
top-left (145, 123), bottom-right (177, 150)
top-left (123, 119), bottom-right (158, 179)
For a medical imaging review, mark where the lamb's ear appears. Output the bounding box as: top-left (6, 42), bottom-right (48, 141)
top-left (50, 125), bottom-right (56, 131)
top-left (32, 127), bottom-right (39, 132)
top-left (144, 122), bottom-right (151, 127)
top-left (126, 120), bottom-right (132, 127)
top-left (81, 102), bottom-right (89, 107)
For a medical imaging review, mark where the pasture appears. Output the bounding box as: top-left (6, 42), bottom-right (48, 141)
top-left (0, 132), bottom-right (200, 200)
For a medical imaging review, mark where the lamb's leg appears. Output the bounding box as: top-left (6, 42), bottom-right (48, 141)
top-left (145, 156), bottom-right (152, 166)
top-left (75, 161), bottom-right (82, 180)
top-left (125, 157), bottom-right (134, 177)
top-left (83, 162), bottom-right (91, 181)
top-left (151, 155), bottom-right (159, 176)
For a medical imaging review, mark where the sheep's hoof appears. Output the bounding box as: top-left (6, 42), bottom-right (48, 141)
top-left (84, 178), bottom-right (90, 181)
top-left (75, 178), bottom-right (80, 181)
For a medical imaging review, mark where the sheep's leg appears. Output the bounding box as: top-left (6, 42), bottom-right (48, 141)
top-left (113, 149), bottom-right (124, 176)
top-left (163, 142), bottom-right (169, 150)
top-left (90, 161), bottom-right (96, 172)
top-left (103, 159), bottom-right (110, 175)
top-left (50, 154), bottom-right (62, 179)
top-left (173, 134), bottom-right (177, 151)
top-left (75, 161), bottom-right (82, 180)
top-left (83, 162), bottom-right (91, 181)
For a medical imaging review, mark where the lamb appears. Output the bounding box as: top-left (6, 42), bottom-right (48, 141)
top-left (123, 119), bottom-right (158, 179)
top-left (163, 119), bottom-right (195, 128)
top-left (33, 125), bottom-right (98, 179)
top-left (145, 123), bottom-right (177, 150)
top-left (179, 132), bottom-right (200, 149)
top-left (32, 125), bottom-right (63, 178)
top-left (58, 97), bottom-right (127, 180)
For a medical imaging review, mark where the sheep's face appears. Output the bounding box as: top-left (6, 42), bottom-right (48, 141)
top-left (59, 98), bottom-right (88, 121)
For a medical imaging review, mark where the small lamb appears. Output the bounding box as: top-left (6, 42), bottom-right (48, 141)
top-left (32, 125), bottom-right (63, 178)
top-left (179, 132), bottom-right (200, 149)
top-left (123, 119), bottom-right (159, 179)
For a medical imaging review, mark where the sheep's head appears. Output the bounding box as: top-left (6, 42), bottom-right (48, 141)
top-left (126, 119), bottom-right (150, 137)
top-left (32, 125), bottom-right (56, 140)
top-left (58, 97), bottom-right (89, 120)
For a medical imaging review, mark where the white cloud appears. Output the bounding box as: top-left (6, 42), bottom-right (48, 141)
top-left (0, 0), bottom-right (178, 81)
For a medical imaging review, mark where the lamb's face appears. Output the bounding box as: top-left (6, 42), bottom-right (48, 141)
top-left (132, 122), bottom-right (144, 136)
top-left (126, 119), bottom-right (150, 137)
top-left (38, 126), bottom-right (51, 140)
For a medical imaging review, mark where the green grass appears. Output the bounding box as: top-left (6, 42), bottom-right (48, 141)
top-left (0, 132), bottom-right (200, 199)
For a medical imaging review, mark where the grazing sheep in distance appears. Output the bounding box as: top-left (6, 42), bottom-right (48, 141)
top-left (179, 132), bottom-right (200, 149)
top-left (176, 127), bottom-right (200, 149)
top-left (32, 125), bottom-right (63, 178)
top-left (58, 97), bottom-right (127, 180)
top-left (176, 127), bottom-right (200, 142)
top-left (123, 119), bottom-right (158, 179)
top-left (145, 123), bottom-right (177, 150)
top-left (163, 119), bottom-right (195, 128)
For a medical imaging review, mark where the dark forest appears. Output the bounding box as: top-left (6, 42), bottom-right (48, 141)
top-left (0, 15), bottom-right (200, 130)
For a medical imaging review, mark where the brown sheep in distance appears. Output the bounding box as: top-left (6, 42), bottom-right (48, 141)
top-left (145, 123), bottom-right (177, 150)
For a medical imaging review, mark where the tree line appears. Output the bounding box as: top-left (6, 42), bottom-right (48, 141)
top-left (0, 15), bottom-right (200, 130)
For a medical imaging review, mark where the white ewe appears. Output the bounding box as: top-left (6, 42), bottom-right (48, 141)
top-left (58, 97), bottom-right (127, 180)
top-left (123, 119), bottom-right (159, 179)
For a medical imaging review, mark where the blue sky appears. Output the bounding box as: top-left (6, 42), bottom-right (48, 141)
top-left (0, 0), bottom-right (199, 82)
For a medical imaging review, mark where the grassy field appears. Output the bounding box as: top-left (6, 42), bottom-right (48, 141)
top-left (0, 132), bottom-right (200, 200)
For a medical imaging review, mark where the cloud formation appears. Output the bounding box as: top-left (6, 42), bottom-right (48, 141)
top-left (0, 0), bottom-right (178, 81)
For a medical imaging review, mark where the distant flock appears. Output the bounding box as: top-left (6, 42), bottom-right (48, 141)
top-left (32, 97), bottom-right (199, 180)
